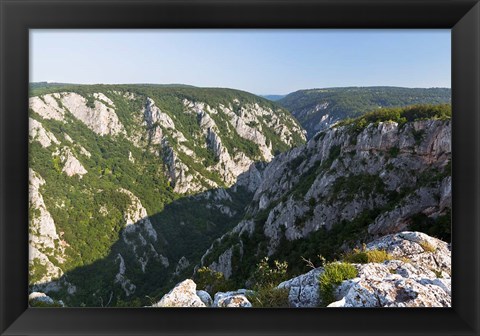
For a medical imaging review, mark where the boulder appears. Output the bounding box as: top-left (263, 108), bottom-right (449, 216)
top-left (28, 292), bottom-right (64, 307)
top-left (196, 290), bottom-right (213, 307)
top-left (277, 267), bottom-right (324, 307)
top-left (152, 279), bottom-right (206, 308)
top-left (213, 289), bottom-right (253, 308)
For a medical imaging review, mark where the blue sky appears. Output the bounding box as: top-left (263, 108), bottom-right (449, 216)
top-left (30, 29), bottom-right (450, 95)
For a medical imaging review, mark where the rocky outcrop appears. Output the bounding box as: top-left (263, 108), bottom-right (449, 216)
top-left (29, 94), bottom-right (66, 121)
top-left (174, 256), bottom-right (190, 276)
top-left (152, 279), bottom-right (206, 307)
top-left (213, 290), bottom-right (253, 308)
top-left (29, 292), bottom-right (65, 307)
top-left (29, 169), bottom-right (63, 260)
top-left (114, 254), bottom-right (136, 297)
top-left (52, 147), bottom-right (88, 177)
top-left (182, 99), bottom-right (305, 190)
top-left (276, 232), bottom-right (451, 308)
top-left (208, 247), bottom-right (234, 280)
top-left (119, 189), bottom-right (160, 272)
top-left (144, 97), bottom-right (187, 145)
top-left (60, 92), bottom-right (125, 136)
top-left (329, 232), bottom-right (451, 307)
top-left (161, 139), bottom-right (216, 194)
top-left (29, 118), bottom-right (60, 148)
top-left (196, 290), bottom-right (213, 306)
top-left (277, 267), bottom-right (323, 308)
top-left (151, 280), bottom-right (254, 308)
top-left (201, 119), bottom-right (451, 287)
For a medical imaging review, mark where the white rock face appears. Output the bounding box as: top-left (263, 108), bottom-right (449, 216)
top-left (213, 289), bottom-right (253, 308)
top-left (29, 94), bottom-right (66, 121)
top-left (29, 118), bottom-right (60, 148)
top-left (93, 92), bottom-right (115, 106)
top-left (52, 147), bottom-right (87, 177)
top-left (29, 169), bottom-right (69, 288)
top-left (277, 267), bottom-right (324, 307)
top-left (144, 97), bottom-right (187, 145)
top-left (29, 169), bottom-right (61, 253)
top-left (114, 254), bottom-right (136, 296)
top-left (179, 99), bottom-right (305, 192)
top-left (120, 188), bottom-right (157, 241)
top-left (174, 256), bottom-right (190, 276)
top-left (162, 140), bottom-right (217, 194)
top-left (29, 245), bottom-right (63, 284)
top-left (208, 247), bottom-right (233, 280)
top-left (60, 92), bottom-right (125, 136)
top-left (119, 189), bottom-right (161, 273)
top-left (153, 279), bottom-right (206, 307)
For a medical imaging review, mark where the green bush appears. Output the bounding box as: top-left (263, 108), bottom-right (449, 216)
top-left (252, 257), bottom-right (289, 289)
top-left (247, 287), bottom-right (290, 308)
top-left (246, 258), bottom-right (290, 308)
top-left (336, 103), bottom-right (451, 133)
top-left (318, 262), bottom-right (358, 306)
top-left (343, 248), bottom-right (392, 264)
top-left (194, 267), bottom-right (231, 295)
top-left (29, 299), bottom-right (64, 308)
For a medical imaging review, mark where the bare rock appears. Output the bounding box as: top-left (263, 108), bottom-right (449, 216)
top-left (29, 118), bottom-right (60, 148)
top-left (213, 289), bottom-right (253, 308)
top-left (29, 94), bottom-right (66, 121)
top-left (60, 92), bottom-right (125, 136)
top-left (153, 279), bottom-right (206, 307)
top-left (277, 267), bottom-right (324, 307)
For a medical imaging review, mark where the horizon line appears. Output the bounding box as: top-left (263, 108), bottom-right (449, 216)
top-left (29, 81), bottom-right (452, 96)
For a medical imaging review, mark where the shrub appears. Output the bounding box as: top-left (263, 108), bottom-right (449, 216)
top-left (194, 267), bottom-right (230, 295)
top-left (246, 258), bottom-right (290, 307)
top-left (343, 248), bottom-right (393, 264)
top-left (388, 146), bottom-right (400, 158)
top-left (247, 287), bottom-right (290, 308)
top-left (432, 269), bottom-right (443, 278)
top-left (252, 257), bottom-right (289, 289)
top-left (318, 262), bottom-right (358, 306)
top-left (29, 299), bottom-right (64, 308)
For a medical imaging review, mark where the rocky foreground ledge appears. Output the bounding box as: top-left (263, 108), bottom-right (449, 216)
top-left (29, 231), bottom-right (451, 308)
top-left (148, 231), bottom-right (451, 308)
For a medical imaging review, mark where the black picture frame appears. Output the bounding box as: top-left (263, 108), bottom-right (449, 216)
top-left (1, 0), bottom-right (479, 335)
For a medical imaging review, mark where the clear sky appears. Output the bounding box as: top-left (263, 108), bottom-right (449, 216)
top-left (30, 29), bottom-right (451, 95)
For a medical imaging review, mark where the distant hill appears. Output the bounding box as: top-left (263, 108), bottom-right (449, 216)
top-left (277, 87), bottom-right (451, 139)
top-left (261, 94), bottom-right (287, 101)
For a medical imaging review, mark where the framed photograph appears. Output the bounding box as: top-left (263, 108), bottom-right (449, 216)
top-left (1, 0), bottom-right (479, 335)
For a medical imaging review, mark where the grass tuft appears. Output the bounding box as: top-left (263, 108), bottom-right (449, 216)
top-left (419, 240), bottom-right (436, 253)
top-left (318, 262), bottom-right (358, 307)
top-left (343, 248), bottom-right (393, 264)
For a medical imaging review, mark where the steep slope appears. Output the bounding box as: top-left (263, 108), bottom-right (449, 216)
top-left (277, 87), bottom-right (451, 139)
top-left (199, 105), bottom-right (451, 288)
top-left (28, 84), bottom-right (305, 306)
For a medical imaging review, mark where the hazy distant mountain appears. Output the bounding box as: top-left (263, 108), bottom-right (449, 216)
top-left (277, 87), bottom-right (451, 139)
top-left (260, 94), bottom-right (286, 101)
